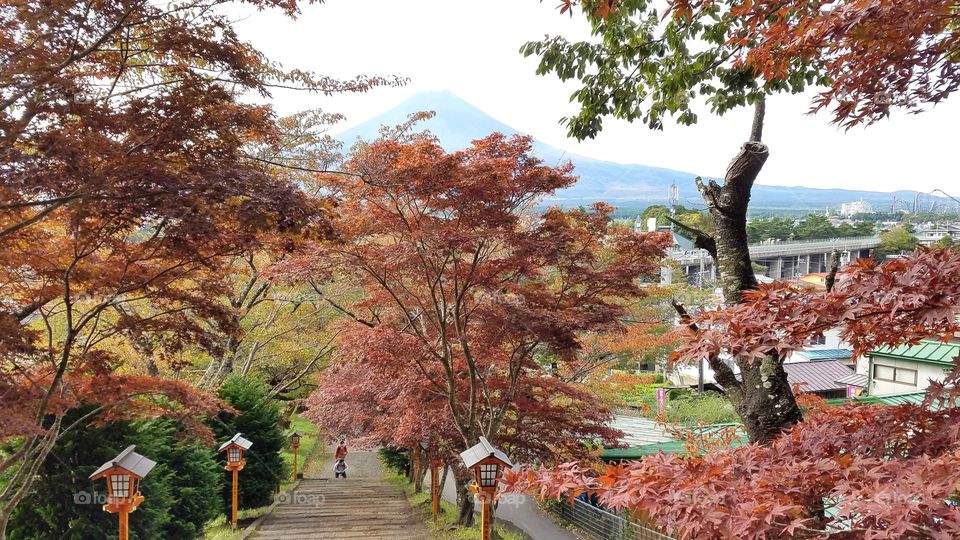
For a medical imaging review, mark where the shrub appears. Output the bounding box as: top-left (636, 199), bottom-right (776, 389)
top-left (662, 392), bottom-right (740, 425)
top-left (7, 408), bottom-right (220, 540)
top-left (378, 447), bottom-right (410, 476)
top-left (213, 376), bottom-right (285, 510)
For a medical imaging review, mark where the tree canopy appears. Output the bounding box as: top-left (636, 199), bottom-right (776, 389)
top-left (526, 0), bottom-right (824, 138)
top-left (554, 0), bottom-right (960, 128)
top-left (285, 131), bottom-right (671, 523)
top-left (507, 247), bottom-right (960, 538)
top-left (747, 214), bottom-right (875, 243)
top-left (0, 1), bottom-right (395, 532)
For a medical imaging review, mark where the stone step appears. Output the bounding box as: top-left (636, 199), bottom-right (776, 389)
top-left (249, 451), bottom-right (428, 540)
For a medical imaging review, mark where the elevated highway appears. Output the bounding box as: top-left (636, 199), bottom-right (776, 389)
top-left (668, 236), bottom-right (881, 284)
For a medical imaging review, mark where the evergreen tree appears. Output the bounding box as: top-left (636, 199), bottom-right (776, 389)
top-left (934, 235), bottom-right (956, 249)
top-left (213, 376), bottom-right (285, 510)
top-left (7, 409), bottom-right (171, 540)
top-left (136, 419), bottom-right (222, 539)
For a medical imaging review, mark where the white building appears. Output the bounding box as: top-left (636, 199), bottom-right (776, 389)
top-left (863, 339), bottom-right (957, 396)
top-left (914, 222), bottom-right (960, 246)
top-left (839, 199), bottom-right (873, 217)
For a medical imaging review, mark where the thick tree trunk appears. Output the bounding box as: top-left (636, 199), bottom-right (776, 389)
top-left (692, 99), bottom-right (804, 444)
top-left (438, 465), bottom-right (449, 513)
top-left (454, 473), bottom-right (475, 526)
top-left (197, 335), bottom-right (239, 389)
top-left (415, 456), bottom-right (428, 494)
top-left (732, 356), bottom-right (804, 443)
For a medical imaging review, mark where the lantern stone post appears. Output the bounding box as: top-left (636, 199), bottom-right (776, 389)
top-left (459, 437), bottom-right (512, 540)
top-left (289, 431), bottom-right (303, 481)
top-left (89, 445), bottom-right (156, 540)
top-left (218, 433), bottom-right (253, 530)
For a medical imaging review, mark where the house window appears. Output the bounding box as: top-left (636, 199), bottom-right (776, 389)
top-left (873, 364), bottom-right (917, 386)
top-left (874, 364), bottom-right (895, 381)
top-left (810, 333), bottom-right (827, 346)
top-left (894, 367), bottom-right (918, 385)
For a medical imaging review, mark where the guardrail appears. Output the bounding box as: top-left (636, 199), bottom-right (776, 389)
top-left (546, 498), bottom-right (673, 540)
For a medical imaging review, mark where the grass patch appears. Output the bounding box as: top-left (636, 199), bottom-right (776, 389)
top-left (199, 507), bottom-right (271, 540)
top-left (626, 388), bottom-right (740, 425)
top-left (381, 461), bottom-right (523, 540)
top-left (201, 414), bottom-right (324, 540)
top-left (280, 415), bottom-right (325, 486)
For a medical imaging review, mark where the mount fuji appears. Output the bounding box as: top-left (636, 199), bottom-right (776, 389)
top-left (335, 91), bottom-right (936, 215)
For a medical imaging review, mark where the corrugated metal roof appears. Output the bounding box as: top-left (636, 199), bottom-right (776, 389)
top-left (601, 424), bottom-right (748, 460)
top-left (610, 415), bottom-right (672, 447)
top-left (856, 392), bottom-right (928, 406)
top-left (871, 340), bottom-right (960, 365)
top-left (799, 349), bottom-right (853, 361)
top-left (89, 445), bottom-right (156, 480)
top-left (783, 360), bottom-right (855, 393)
top-left (827, 391), bottom-right (959, 410)
top-left (835, 373), bottom-right (868, 387)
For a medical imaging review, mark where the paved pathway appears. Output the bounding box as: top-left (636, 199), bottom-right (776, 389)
top-left (251, 451), bottom-right (428, 540)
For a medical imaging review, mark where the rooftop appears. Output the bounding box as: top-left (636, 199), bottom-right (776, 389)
top-left (610, 415), bottom-right (672, 447)
top-left (796, 349), bottom-right (853, 361)
top-left (601, 424), bottom-right (749, 461)
top-left (459, 436), bottom-right (512, 468)
top-left (89, 445), bottom-right (157, 480)
top-left (870, 339), bottom-right (960, 366)
top-left (783, 360), bottom-right (855, 393)
top-left (218, 433), bottom-right (253, 452)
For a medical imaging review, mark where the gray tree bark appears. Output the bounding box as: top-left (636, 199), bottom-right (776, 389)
top-left (687, 98), bottom-right (804, 444)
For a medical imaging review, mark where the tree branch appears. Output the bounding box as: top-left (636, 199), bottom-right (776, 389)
top-left (749, 96), bottom-right (766, 142)
top-left (665, 216), bottom-right (717, 260)
top-left (671, 299), bottom-right (741, 390)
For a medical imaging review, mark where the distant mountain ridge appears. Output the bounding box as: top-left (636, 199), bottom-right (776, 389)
top-left (336, 91), bottom-right (943, 214)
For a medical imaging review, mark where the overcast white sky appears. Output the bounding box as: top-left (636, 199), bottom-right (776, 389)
top-left (231, 0), bottom-right (959, 195)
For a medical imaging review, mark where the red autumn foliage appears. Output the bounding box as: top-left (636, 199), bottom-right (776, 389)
top-left (710, 0), bottom-right (960, 128)
top-left (559, 0), bottom-right (960, 127)
top-left (0, 0), bottom-right (391, 529)
top-left (283, 131), bottom-right (670, 519)
top-left (505, 248), bottom-right (960, 538)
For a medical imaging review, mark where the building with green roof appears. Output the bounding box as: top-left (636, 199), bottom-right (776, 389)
top-left (866, 339), bottom-right (958, 396)
top-left (600, 424), bottom-right (749, 461)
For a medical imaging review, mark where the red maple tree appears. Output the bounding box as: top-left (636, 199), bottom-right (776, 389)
top-left (284, 131), bottom-right (671, 523)
top-left (0, 1), bottom-right (393, 532)
top-left (506, 248), bottom-right (960, 538)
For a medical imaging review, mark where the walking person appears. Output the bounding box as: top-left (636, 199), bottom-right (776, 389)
top-left (334, 438), bottom-right (348, 478)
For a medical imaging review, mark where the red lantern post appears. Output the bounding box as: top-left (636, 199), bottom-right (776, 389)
top-left (289, 431), bottom-right (303, 481)
top-left (89, 446), bottom-right (156, 540)
top-left (218, 433), bottom-right (253, 530)
top-left (459, 437), bottom-right (512, 540)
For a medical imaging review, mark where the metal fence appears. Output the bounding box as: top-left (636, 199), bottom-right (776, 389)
top-left (546, 498), bottom-right (673, 540)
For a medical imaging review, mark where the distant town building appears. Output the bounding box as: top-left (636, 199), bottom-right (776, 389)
top-left (839, 198), bottom-right (873, 217)
top-left (863, 339), bottom-right (958, 396)
top-left (914, 222), bottom-right (960, 246)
